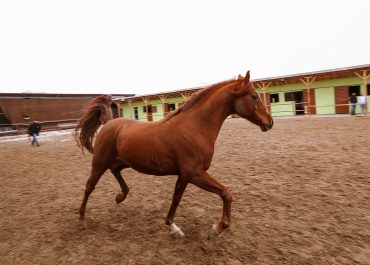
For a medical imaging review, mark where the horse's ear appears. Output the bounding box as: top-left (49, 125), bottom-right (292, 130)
top-left (230, 79), bottom-right (247, 96)
top-left (231, 70), bottom-right (251, 96)
top-left (244, 70), bottom-right (250, 82)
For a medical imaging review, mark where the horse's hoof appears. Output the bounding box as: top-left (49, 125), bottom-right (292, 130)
top-left (208, 224), bottom-right (219, 240)
top-left (115, 193), bottom-right (126, 204)
top-left (79, 214), bottom-right (85, 221)
top-left (170, 223), bottom-right (185, 238)
top-left (171, 229), bottom-right (185, 238)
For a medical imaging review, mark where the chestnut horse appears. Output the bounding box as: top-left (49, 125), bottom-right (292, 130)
top-left (75, 71), bottom-right (273, 238)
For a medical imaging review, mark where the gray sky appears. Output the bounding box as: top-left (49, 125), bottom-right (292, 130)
top-left (0, 0), bottom-right (369, 95)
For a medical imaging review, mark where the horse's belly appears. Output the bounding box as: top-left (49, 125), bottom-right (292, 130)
top-left (117, 128), bottom-right (180, 175)
top-left (123, 154), bottom-right (179, 176)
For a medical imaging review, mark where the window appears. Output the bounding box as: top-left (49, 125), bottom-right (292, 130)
top-left (119, 108), bottom-right (123, 117)
top-left (143, 105), bottom-right (157, 113)
top-left (270, 93), bottom-right (279, 103)
top-left (143, 105), bottom-right (152, 113)
top-left (367, 84), bottom-right (370, 96)
top-left (168, 103), bottom-right (176, 111)
top-left (284, 92), bottom-right (294, 102)
top-left (284, 91), bottom-right (304, 103)
top-left (348, 85), bottom-right (360, 96)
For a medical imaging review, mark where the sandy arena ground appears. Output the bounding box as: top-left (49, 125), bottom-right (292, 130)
top-left (0, 116), bottom-right (369, 265)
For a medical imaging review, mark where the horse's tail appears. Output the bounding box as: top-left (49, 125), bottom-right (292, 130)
top-left (74, 94), bottom-right (113, 153)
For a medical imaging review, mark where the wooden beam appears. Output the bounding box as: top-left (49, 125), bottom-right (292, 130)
top-left (180, 92), bottom-right (192, 99)
top-left (141, 97), bottom-right (150, 104)
top-left (256, 81), bottom-right (272, 110)
top-left (299, 76), bottom-right (316, 87)
top-left (354, 70), bottom-right (370, 81)
top-left (355, 70), bottom-right (370, 96)
top-left (158, 95), bottom-right (167, 103)
top-left (299, 77), bottom-right (316, 115)
top-left (141, 97), bottom-right (150, 121)
top-left (158, 95), bottom-right (167, 117)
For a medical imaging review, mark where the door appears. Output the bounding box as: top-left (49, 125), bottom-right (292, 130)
top-left (335, 86), bottom-right (349, 114)
top-left (133, 107), bottom-right (139, 120)
top-left (294, 91), bottom-right (304, 115)
top-left (164, 103), bottom-right (169, 116)
top-left (147, 105), bottom-right (153, 121)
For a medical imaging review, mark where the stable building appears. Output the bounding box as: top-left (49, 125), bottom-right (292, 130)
top-left (117, 64), bottom-right (370, 121)
top-left (0, 93), bottom-right (133, 134)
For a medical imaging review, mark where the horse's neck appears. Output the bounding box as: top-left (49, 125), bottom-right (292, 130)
top-left (183, 92), bottom-right (232, 142)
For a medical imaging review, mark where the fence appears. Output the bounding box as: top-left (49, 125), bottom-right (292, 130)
top-left (0, 119), bottom-right (78, 137)
top-left (123, 101), bottom-right (368, 121)
top-left (0, 101), bottom-right (367, 136)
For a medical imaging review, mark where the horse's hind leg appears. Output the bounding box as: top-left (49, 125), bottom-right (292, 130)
top-left (110, 161), bottom-right (129, 204)
top-left (79, 166), bottom-right (107, 220)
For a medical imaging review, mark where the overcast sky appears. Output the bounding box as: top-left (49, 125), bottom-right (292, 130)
top-left (0, 0), bottom-right (369, 95)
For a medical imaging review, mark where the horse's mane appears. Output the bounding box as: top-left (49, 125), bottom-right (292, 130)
top-left (163, 79), bottom-right (236, 121)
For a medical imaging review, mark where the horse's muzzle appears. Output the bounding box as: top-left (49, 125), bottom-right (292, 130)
top-left (260, 119), bottom-right (274, 132)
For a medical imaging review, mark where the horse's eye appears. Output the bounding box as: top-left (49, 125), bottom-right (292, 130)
top-left (252, 94), bottom-right (258, 101)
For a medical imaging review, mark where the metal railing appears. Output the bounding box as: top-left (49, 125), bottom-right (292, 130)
top-left (123, 102), bottom-right (368, 121)
top-left (0, 118), bottom-right (78, 136)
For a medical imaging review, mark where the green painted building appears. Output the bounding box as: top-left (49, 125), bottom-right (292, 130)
top-left (117, 65), bottom-right (370, 120)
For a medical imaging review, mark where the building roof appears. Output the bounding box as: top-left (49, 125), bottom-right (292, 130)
top-left (252, 64), bottom-right (370, 86)
top-left (121, 64), bottom-right (370, 102)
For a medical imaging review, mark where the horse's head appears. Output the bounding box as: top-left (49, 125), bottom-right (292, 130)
top-left (230, 71), bottom-right (273, 132)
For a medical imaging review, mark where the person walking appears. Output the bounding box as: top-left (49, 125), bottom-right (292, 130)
top-left (27, 120), bottom-right (42, 146)
top-left (349, 92), bottom-right (357, 116)
top-left (357, 93), bottom-right (367, 115)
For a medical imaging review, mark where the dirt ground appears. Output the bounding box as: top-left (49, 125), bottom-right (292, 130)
top-left (0, 116), bottom-right (369, 265)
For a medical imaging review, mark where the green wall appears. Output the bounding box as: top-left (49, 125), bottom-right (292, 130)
top-left (257, 76), bottom-right (364, 116)
top-left (314, 87), bottom-right (335, 114)
top-left (271, 101), bottom-right (295, 116)
top-left (120, 97), bottom-right (185, 121)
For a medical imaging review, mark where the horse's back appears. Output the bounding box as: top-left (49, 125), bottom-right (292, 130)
top-left (93, 118), bottom-right (140, 155)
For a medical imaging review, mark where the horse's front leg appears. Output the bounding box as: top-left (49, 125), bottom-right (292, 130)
top-left (189, 170), bottom-right (233, 239)
top-left (166, 176), bottom-right (188, 238)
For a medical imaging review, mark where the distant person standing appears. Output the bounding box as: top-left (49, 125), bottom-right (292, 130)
top-left (357, 93), bottom-right (367, 115)
top-left (27, 121), bottom-right (42, 146)
top-left (349, 92), bottom-right (357, 115)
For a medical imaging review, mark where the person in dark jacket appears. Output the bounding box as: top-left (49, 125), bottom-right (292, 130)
top-left (349, 92), bottom-right (357, 116)
top-left (28, 121), bottom-right (42, 146)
